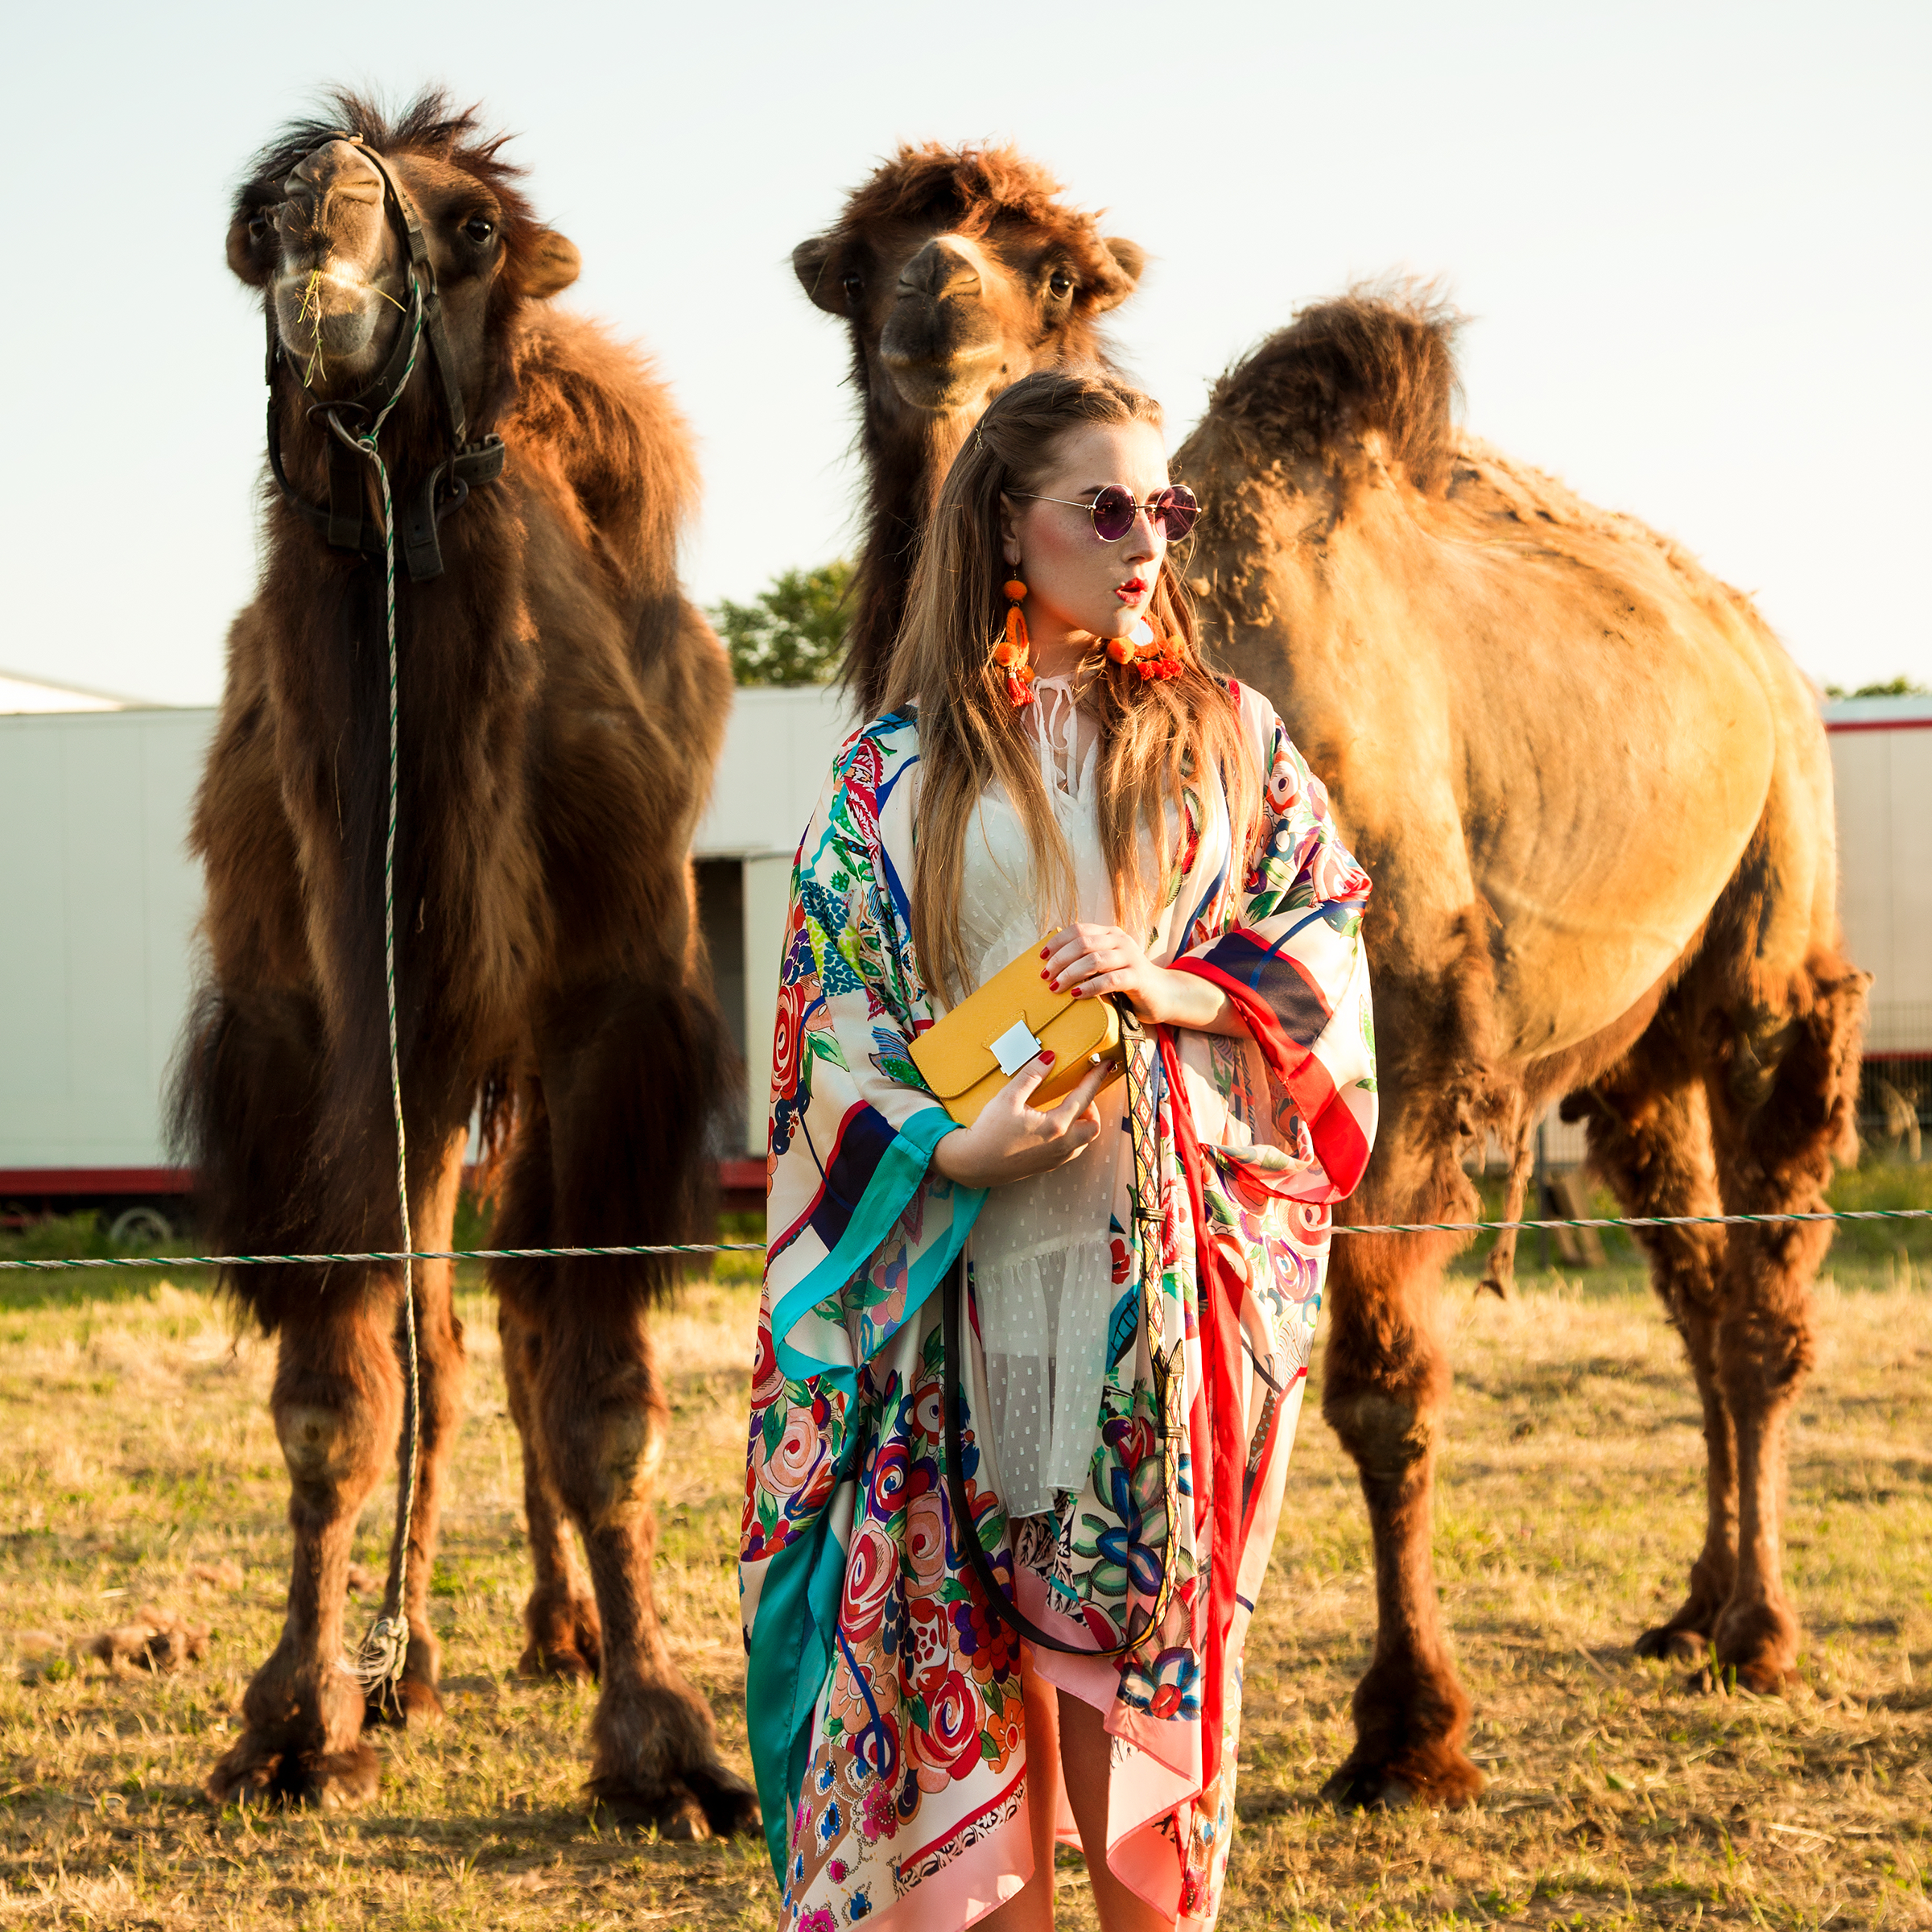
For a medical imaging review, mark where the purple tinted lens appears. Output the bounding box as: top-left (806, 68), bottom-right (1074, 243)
top-left (1089, 485), bottom-right (1137, 542)
top-left (1153, 486), bottom-right (1199, 541)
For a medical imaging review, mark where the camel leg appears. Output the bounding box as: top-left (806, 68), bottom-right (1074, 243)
top-left (488, 973), bottom-right (753, 1839)
top-left (208, 1286), bottom-right (401, 1807)
top-left (1319, 1215), bottom-right (1481, 1810)
top-left (500, 1298), bottom-right (603, 1681)
top-left (527, 1288), bottom-right (753, 1838)
top-left (1570, 1060), bottom-right (1734, 1662)
top-left (1699, 968), bottom-right (1864, 1693)
top-left (365, 1130), bottom-right (469, 1730)
top-left (1476, 1100), bottom-right (1532, 1300)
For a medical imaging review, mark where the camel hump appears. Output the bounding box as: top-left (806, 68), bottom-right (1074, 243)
top-left (1201, 286), bottom-right (1462, 494)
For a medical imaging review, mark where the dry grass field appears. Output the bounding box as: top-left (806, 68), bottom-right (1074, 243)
top-left (2, 1196), bottom-right (1928, 1930)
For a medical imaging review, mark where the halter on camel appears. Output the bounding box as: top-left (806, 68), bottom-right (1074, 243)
top-left (262, 134), bottom-right (506, 582)
top-left (260, 132), bottom-right (504, 1698)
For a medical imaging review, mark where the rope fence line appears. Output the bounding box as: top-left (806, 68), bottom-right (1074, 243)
top-left (2, 1208), bottom-right (1926, 1273)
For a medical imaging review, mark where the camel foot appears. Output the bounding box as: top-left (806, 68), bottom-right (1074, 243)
top-left (1689, 1655), bottom-right (1790, 1699)
top-left (206, 1733), bottom-right (380, 1811)
top-left (587, 1759), bottom-right (762, 1842)
top-left (1635, 1624), bottom-right (1711, 1665)
top-left (364, 1674), bottom-right (446, 1731)
top-left (1320, 1744), bottom-right (1484, 1813)
top-left (519, 1594), bottom-right (603, 1682)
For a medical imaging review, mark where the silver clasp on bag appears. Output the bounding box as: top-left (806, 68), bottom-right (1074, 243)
top-left (989, 1018), bottom-right (1044, 1075)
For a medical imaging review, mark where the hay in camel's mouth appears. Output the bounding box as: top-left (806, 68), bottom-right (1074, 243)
top-left (290, 269), bottom-right (407, 388)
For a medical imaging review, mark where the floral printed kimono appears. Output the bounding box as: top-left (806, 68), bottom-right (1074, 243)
top-left (741, 681), bottom-right (1376, 1932)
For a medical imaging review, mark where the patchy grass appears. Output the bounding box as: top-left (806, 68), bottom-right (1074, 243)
top-left (2, 1247), bottom-right (1928, 1928)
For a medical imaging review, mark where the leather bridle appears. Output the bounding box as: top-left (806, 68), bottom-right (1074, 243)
top-left (263, 134), bottom-right (506, 583)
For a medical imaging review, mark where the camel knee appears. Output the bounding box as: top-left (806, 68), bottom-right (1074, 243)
top-left (555, 1397), bottom-right (667, 1533)
top-left (274, 1399), bottom-right (384, 1510)
top-left (1324, 1389), bottom-right (1435, 1495)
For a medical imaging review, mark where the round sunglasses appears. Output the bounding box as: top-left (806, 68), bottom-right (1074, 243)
top-left (1010, 482), bottom-right (1200, 544)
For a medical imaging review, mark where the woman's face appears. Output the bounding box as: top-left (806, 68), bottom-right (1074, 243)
top-left (1001, 419), bottom-right (1170, 649)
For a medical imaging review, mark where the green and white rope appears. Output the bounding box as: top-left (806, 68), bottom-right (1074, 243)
top-left (322, 308), bottom-right (423, 1700)
top-left (2, 1208), bottom-right (1925, 1273)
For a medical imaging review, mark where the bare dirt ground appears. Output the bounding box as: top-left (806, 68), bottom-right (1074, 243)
top-left (2, 1238), bottom-right (1928, 1929)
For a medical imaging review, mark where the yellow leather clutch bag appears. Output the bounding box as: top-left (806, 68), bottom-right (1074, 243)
top-left (911, 940), bottom-right (1125, 1127)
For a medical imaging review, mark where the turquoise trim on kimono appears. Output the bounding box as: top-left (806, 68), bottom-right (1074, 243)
top-left (770, 1107), bottom-right (985, 1389)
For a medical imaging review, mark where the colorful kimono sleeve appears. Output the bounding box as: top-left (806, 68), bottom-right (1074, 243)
top-left (744, 716), bottom-right (986, 1881)
top-left (762, 717), bottom-right (985, 1389)
top-left (1170, 683), bottom-right (1377, 1197)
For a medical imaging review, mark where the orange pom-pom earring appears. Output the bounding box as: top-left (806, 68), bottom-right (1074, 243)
top-left (1107, 617), bottom-right (1183, 683)
top-left (993, 576), bottom-right (1036, 708)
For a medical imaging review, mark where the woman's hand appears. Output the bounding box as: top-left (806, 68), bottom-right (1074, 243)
top-left (931, 1052), bottom-right (1110, 1190)
top-left (1040, 922), bottom-right (1247, 1034)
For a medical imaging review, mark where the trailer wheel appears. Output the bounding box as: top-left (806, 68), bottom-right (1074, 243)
top-left (109, 1205), bottom-right (175, 1250)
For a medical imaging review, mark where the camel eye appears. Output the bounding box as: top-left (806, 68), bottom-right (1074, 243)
top-left (249, 211), bottom-right (273, 243)
top-left (464, 215), bottom-right (496, 245)
top-left (841, 272), bottom-right (865, 302)
top-left (1048, 267), bottom-right (1074, 299)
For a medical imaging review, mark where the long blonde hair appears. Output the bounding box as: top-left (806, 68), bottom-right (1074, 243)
top-left (881, 369), bottom-right (1260, 1003)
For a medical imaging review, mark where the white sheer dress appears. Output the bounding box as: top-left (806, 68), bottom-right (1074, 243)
top-left (952, 674), bottom-right (1142, 1521)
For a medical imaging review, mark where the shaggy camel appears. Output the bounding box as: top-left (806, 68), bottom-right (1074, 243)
top-left (173, 93), bottom-right (757, 1837)
top-left (795, 158), bottom-right (1867, 1807)
top-left (791, 142), bottom-right (1142, 715)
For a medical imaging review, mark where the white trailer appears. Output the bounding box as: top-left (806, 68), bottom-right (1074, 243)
top-left (2, 684), bottom-right (1922, 1226)
top-left (0, 686), bottom-right (851, 1227)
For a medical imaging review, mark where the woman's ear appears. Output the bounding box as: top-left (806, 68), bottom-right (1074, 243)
top-left (997, 493), bottom-right (1022, 567)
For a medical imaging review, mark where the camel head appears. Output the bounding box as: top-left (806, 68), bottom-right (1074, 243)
top-left (228, 91), bottom-right (580, 410)
top-left (794, 143), bottom-right (1145, 436)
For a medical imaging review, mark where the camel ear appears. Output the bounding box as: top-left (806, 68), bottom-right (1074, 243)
top-left (520, 229), bottom-right (581, 299)
top-left (1090, 237), bottom-right (1148, 313)
top-left (226, 203), bottom-right (276, 288)
top-left (793, 233), bottom-right (848, 316)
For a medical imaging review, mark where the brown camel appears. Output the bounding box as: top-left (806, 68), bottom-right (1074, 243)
top-left (171, 91), bottom-right (757, 1838)
top-left (795, 159), bottom-right (1868, 1808)
top-left (791, 142), bottom-right (1143, 714)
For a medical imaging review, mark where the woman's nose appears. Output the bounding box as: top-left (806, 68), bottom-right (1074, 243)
top-left (1124, 510), bottom-right (1161, 562)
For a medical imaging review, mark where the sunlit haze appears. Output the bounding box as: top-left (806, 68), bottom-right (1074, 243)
top-left (5, 0), bottom-right (1926, 704)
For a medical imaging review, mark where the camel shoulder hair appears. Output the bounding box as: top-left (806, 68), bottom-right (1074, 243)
top-left (502, 311), bottom-right (700, 581)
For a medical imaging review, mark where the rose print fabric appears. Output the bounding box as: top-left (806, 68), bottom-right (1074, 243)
top-left (741, 682), bottom-right (1376, 1932)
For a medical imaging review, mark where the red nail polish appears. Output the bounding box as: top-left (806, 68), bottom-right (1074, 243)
top-left (1048, 979), bottom-right (1059, 992)
top-left (1039, 947), bottom-right (1049, 960)
top-left (1039, 1049), bottom-right (1055, 1064)
top-left (1039, 968), bottom-right (1048, 979)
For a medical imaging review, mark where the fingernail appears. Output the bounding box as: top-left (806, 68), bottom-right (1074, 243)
top-left (1039, 947), bottom-right (1049, 959)
top-left (1039, 1049), bottom-right (1055, 1064)
top-left (1039, 969), bottom-right (1048, 979)
top-left (1048, 980), bottom-right (1060, 992)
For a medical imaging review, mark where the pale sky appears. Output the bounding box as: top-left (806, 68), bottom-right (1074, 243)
top-left (5, 0), bottom-right (1926, 706)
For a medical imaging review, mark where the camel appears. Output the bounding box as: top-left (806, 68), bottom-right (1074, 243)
top-left (795, 159), bottom-right (1868, 1809)
top-left (171, 91), bottom-right (757, 1839)
top-left (791, 142), bottom-right (1143, 715)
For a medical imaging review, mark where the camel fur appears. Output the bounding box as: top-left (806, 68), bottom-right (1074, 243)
top-left (792, 156), bottom-right (1868, 1811)
top-left (171, 91), bottom-right (753, 1838)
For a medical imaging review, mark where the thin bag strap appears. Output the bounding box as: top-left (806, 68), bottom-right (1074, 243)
top-left (939, 999), bottom-right (1185, 1658)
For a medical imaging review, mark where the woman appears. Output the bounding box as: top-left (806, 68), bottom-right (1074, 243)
top-left (740, 370), bottom-right (1376, 1932)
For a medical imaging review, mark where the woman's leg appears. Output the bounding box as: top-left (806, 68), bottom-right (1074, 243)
top-left (979, 1644), bottom-right (1060, 1932)
top-left (1056, 1691), bottom-right (1172, 1932)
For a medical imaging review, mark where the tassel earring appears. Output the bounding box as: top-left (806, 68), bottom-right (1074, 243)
top-left (1105, 615), bottom-right (1183, 683)
top-left (993, 576), bottom-right (1036, 708)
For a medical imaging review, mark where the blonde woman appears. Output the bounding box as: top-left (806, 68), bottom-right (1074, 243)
top-left (741, 370), bottom-right (1377, 1932)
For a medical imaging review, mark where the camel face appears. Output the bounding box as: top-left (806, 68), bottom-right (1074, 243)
top-left (828, 223), bottom-right (1103, 421)
top-left (228, 135), bottom-right (580, 404)
top-left (794, 145), bottom-right (1144, 434)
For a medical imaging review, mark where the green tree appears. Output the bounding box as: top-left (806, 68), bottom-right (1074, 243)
top-left (711, 560), bottom-right (853, 687)
top-left (1823, 674), bottom-right (1930, 699)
